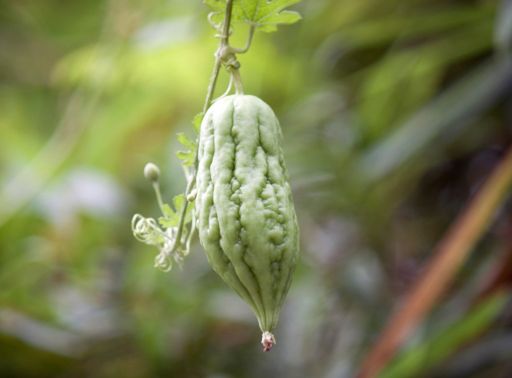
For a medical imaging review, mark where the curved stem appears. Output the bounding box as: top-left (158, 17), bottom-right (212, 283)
top-left (152, 182), bottom-right (166, 215)
top-left (231, 69), bottom-right (244, 95)
top-left (232, 25), bottom-right (256, 54)
top-left (207, 11), bottom-right (223, 33)
top-left (197, 0), bottom-right (235, 171)
top-left (171, 0), bottom-right (236, 250)
top-left (202, 0), bottom-right (235, 116)
top-left (203, 0), bottom-right (234, 112)
top-left (202, 59), bottom-right (222, 115)
top-left (219, 74), bottom-right (234, 99)
top-left (170, 171), bottom-right (196, 253)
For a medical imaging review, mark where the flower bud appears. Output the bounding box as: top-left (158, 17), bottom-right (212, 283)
top-left (144, 162), bottom-right (160, 182)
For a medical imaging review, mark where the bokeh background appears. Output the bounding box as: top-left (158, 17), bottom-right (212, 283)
top-left (2, 0), bottom-right (512, 377)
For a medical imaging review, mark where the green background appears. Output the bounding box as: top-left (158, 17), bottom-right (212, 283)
top-left (1, 0), bottom-right (512, 377)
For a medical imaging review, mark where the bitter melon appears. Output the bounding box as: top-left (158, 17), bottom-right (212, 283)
top-left (195, 94), bottom-right (299, 351)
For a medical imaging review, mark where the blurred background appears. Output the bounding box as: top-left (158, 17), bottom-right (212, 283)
top-left (1, 0), bottom-right (512, 377)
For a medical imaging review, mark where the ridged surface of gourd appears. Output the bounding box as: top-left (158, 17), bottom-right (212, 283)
top-left (196, 94), bottom-right (299, 333)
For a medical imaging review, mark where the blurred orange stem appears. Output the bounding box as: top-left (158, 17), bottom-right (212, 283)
top-left (358, 146), bottom-right (512, 378)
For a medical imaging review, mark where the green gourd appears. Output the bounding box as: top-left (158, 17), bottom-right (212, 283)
top-left (195, 94), bottom-right (299, 351)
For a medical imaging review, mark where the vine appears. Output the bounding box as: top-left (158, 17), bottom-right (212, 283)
top-left (132, 0), bottom-right (302, 271)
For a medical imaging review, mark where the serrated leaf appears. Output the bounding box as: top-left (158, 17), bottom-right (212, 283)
top-left (173, 194), bottom-right (185, 212)
top-left (257, 10), bottom-right (301, 32)
top-left (161, 203), bottom-right (175, 218)
top-left (158, 216), bottom-right (177, 228)
top-left (177, 132), bottom-right (196, 149)
top-left (204, 0), bottom-right (225, 12)
top-left (176, 132), bottom-right (197, 167)
top-left (158, 194), bottom-right (194, 228)
top-left (176, 150), bottom-right (195, 167)
top-left (205, 0), bottom-right (302, 33)
top-left (192, 112), bottom-right (203, 132)
top-left (159, 203), bottom-right (180, 228)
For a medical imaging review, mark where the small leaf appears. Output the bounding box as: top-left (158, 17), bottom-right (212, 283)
top-left (177, 132), bottom-right (196, 149)
top-left (205, 0), bottom-right (302, 33)
top-left (158, 216), bottom-right (176, 228)
top-left (173, 194), bottom-right (185, 212)
top-left (176, 150), bottom-right (195, 167)
top-left (204, 0), bottom-right (224, 12)
top-left (176, 132), bottom-right (197, 167)
top-left (161, 203), bottom-right (175, 218)
top-left (257, 10), bottom-right (302, 32)
top-left (159, 203), bottom-right (180, 227)
top-left (192, 112), bottom-right (203, 132)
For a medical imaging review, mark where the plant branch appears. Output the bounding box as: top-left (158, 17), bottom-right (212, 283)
top-left (170, 0), bottom-right (236, 254)
top-left (221, 0), bottom-right (234, 46)
top-left (203, 0), bottom-right (234, 114)
top-left (357, 146), bottom-right (512, 378)
top-left (202, 62), bottom-right (223, 115)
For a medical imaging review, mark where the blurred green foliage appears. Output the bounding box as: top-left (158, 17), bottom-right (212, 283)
top-left (1, 0), bottom-right (512, 377)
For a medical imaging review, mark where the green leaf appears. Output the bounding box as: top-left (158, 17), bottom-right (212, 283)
top-left (159, 204), bottom-right (179, 228)
top-left (159, 194), bottom-right (194, 228)
top-left (161, 204), bottom-right (174, 218)
top-left (256, 10), bottom-right (302, 32)
top-left (176, 132), bottom-right (197, 167)
top-left (177, 132), bottom-right (196, 150)
top-left (158, 216), bottom-right (175, 229)
top-left (192, 112), bottom-right (203, 132)
top-left (205, 0), bottom-right (302, 33)
top-left (173, 194), bottom-right (185, 212)
top-left (176, 151), bottom-right (195, 167)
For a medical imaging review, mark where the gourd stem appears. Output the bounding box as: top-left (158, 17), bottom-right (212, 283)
top-left (219, 74), bottom-right (234, 99)
top-left (232, 69), bottom-right (244, 95)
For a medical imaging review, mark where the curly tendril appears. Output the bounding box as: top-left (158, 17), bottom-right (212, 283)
top-left (131, 161), bottom-right (196, 272)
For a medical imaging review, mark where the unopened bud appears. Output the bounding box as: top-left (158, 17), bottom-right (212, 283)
top-left (186, 189), bottom-right (197, 202)
top-left (144, 162), bottom-right (160, 182)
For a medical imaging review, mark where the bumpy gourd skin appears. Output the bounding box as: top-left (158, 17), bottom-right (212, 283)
top-left (196, 94), bottom-right (299, 334)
